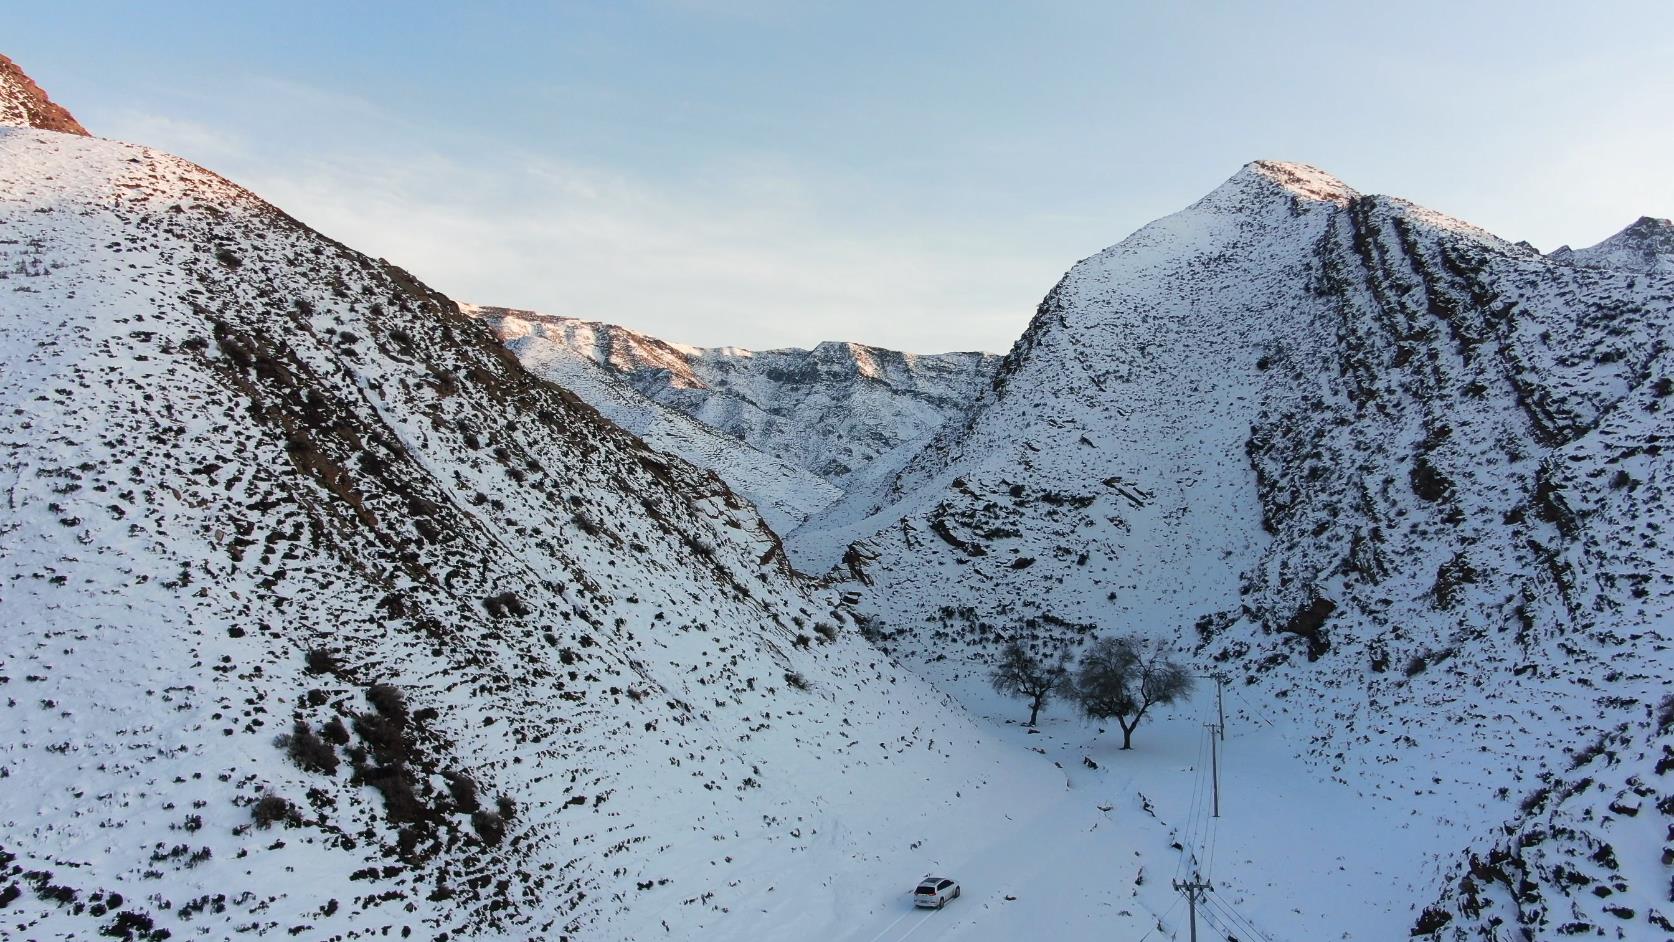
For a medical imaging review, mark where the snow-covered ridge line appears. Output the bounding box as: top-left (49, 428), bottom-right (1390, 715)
top-left (467, 304), bottom-right (844, 535)
top-left (467, 306), bottom-right (1003, 562)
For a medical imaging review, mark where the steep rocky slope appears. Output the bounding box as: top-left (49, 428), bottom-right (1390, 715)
top-left (482, 311), bottom-right (1001, 491)
top-left (817, 161), bottom-right (1674, 939)
top-left (0, 80), bottom-right (1061, 941)
top-left (467, 305), bottom-right (841, 534)
top-left (0, 53), bottom-right (88, 135)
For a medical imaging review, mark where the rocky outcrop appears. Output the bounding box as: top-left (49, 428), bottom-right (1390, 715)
top-left (0, 53), bottom-right (89, 135)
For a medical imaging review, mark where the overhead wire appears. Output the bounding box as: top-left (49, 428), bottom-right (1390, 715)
top-left (1135, 895), bottom-right (1183, 942)
top-left (1174, 730), bottom-right (1201, 880)
top-left (1205, 889), bottom-right (1276, 942)
top-left (1176, 725), bottom-right (1210, 881)
top-left (1227, 682), bottom-right (1278, 729)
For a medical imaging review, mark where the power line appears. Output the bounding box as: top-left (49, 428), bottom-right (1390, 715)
top-left (1226, 682), bottom-right (1277, 729)
top-left (1205, 890), bottom-right (1277, 942)
top-left (1135, 895), bottom-right (1183, 942)
top-left (1196, 900), bottom-right (1239, 941)
top-left (1202, 774), bottom-right (1219, 880)
top-left (1176, 728), bottom-right (1209, 882)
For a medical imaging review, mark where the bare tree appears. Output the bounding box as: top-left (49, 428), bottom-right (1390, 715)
top-left (990, 640), bottom-right (1067, 727)
top-left (1063, 635), bottom-right (1194, 749)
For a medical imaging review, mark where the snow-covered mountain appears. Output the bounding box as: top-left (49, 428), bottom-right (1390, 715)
top-left (478, 311), bottom-right (1001, 492)
top-left (813, 160), bottom-right (1674, 939)
top-left (1551, 214), bottom-right (1674, 273)
top-left (0, 62), bottom-right (1074, 942)
top-left (466, 305), bottom-right (842, 534)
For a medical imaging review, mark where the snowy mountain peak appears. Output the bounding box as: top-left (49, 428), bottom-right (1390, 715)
top-left (0, 53), bottom-right (89, 135)
top-left (1221, 159), bottom-right (1359, 207)
top-left (1552, 213), bottom-right (1674, 271)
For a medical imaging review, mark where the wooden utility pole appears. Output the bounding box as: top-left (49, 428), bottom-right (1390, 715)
top-left (1215, 674), bottom-right (1225, 740)
top-left (1199, 673), bottom-right (1227, 739)
top-left (1208, 723), bottom-right (1222, 817)
top-left (1172, 874), bottom-right (1213, 942)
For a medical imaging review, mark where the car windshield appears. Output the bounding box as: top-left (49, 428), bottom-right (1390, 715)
top-left (915, 886), bottom-right (936, 894)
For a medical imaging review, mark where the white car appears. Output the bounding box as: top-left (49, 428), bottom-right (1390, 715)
top-left (913, 876), bottom-right (961, 909)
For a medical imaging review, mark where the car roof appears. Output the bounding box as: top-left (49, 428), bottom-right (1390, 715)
top-left (919, 876), bottom-right (952, 883)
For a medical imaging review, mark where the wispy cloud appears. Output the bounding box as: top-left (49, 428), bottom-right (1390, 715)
top-left (99, 80), bottom-right (1050, 354)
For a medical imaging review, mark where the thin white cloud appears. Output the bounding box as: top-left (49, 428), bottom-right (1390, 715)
top-left (106, 85), bottom-right (1050, 354)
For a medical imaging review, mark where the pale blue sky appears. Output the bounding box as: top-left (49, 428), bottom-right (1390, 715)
top-left (8, 2), bottom-right (1672, 352)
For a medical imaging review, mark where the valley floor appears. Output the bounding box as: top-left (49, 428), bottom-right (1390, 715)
top-left (681, 662), bottom-right (1455, 942)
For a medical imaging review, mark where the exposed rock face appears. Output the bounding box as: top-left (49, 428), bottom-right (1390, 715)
top-left (0, 85), bottom-right (1054, 941)
top-left (0, 53), bottom-right (89, 135)
top-left (480, 311), bottom-right (1001, 491)
top-left (818, 160), bottom-right (1674, 939)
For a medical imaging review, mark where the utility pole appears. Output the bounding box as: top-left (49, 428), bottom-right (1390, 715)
top-left (1172, 874), bottom-right (1213, 942)
top-left (1199, 673), bottom-right (1227, 740)
top-left (1215, 674), bottom-right (1225, 740)
top-left (1206, 724), bottom-right (1222, 817)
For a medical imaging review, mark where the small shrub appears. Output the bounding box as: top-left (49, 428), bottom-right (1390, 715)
top-left (784, 671), bottom-right (809, 691)
top-left (353, 712), bottom-right (410, 764)
top-left (366, 683), bottom-right (408, 724)
top-left (445, 772), bottom-right (480, 813)
top-left (251, 794), bottom-right (297, 829)
top-left (320, 716), bottom-right (350, 745)
top-left (282, 720), bottom-right (339, 775)
top-left (359, 764), bottom-right (428, 824)
top-left (471, 809), bottom-right (506, 846)
top-left (304, 648), bottom-right (341, 676)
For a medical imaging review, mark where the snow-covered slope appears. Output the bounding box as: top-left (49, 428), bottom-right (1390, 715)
top-left (493, 312), bottom-right (1001, 490)
top-left (0, 89), bottom-right (1077, 940)
top-left (467, 305), bottom-right (842, 534)
top-left (817, 160), bottom-right (1674, 939)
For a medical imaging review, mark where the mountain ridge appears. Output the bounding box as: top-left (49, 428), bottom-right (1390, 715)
top-left (472, 307), bottom-right (1002, 524)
